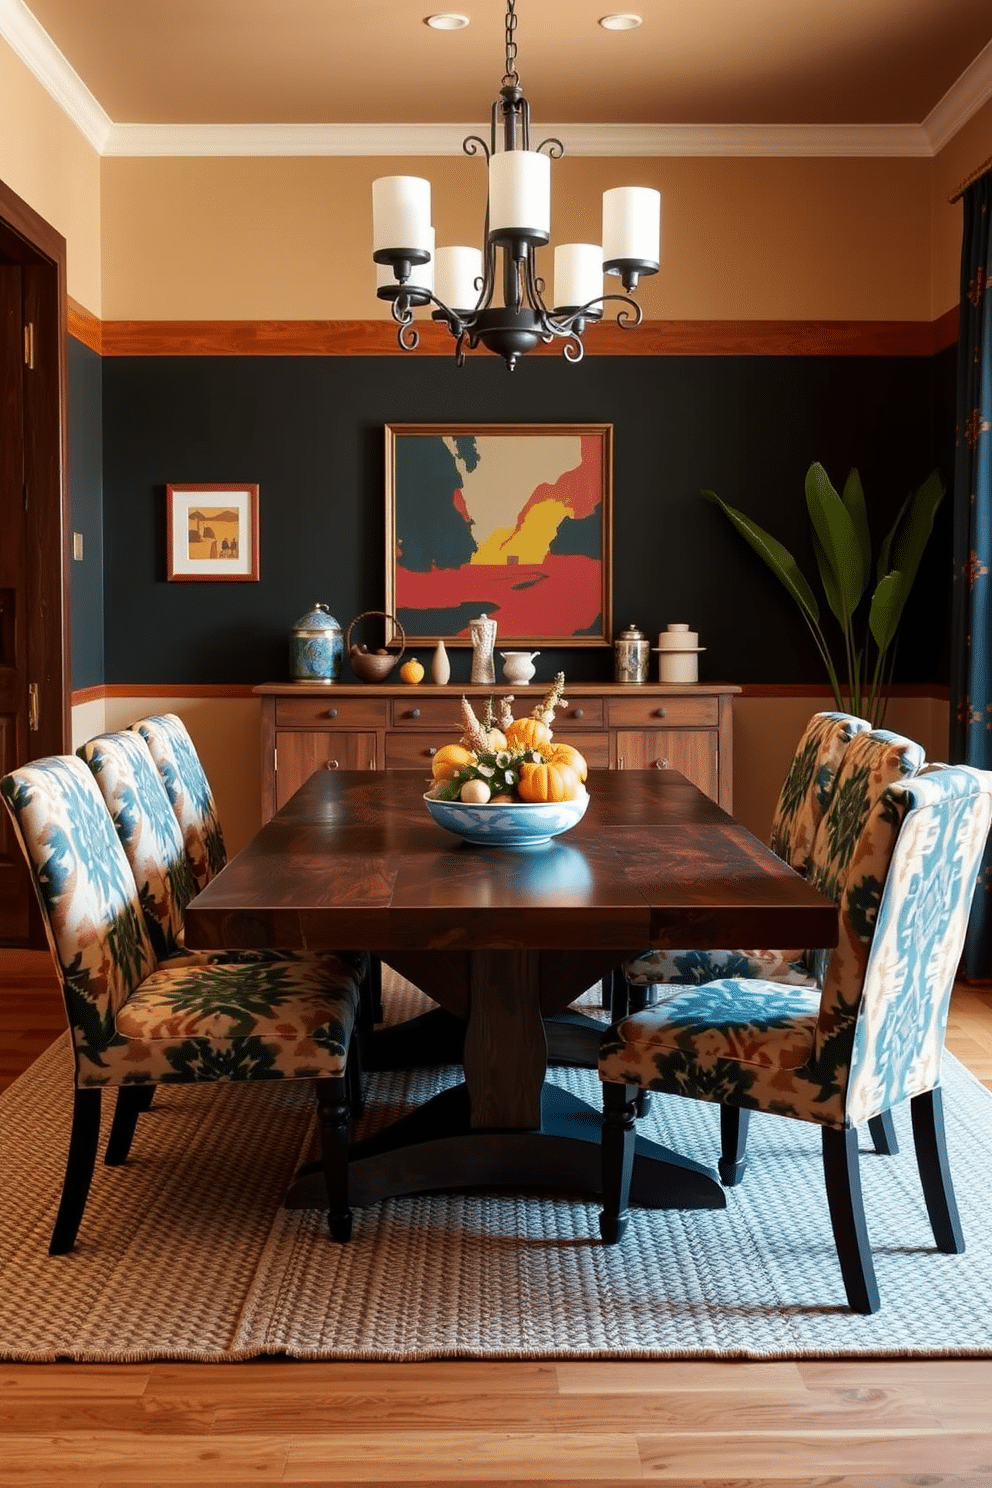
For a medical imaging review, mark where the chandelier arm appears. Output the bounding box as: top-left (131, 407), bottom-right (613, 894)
top-left (463, 135), bottom-right (490, 162)
top-left (522, 247), bottom-right (551, 319)
top-left (546, 293), bottom-right (645, 333)
top-left (534, 137), bottom-right (564, 160)
top-left (562, 335), bottom-right (585, 363)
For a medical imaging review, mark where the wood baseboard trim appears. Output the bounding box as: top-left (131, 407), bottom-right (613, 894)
top-left (78, 315), bottom-right (961, 359)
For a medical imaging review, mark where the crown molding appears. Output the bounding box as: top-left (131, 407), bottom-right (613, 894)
top-left (2, 0), bottom-right (989, 162)
top-left (0, 0), bottom-right (112, 150)
top-left (101, 120), bottom-right (933, 160)
top-left (923, 35), bottom-right (992, 154)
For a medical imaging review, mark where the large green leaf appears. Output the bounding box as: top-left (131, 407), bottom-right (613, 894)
top-left (841, 467), bottom-right (871, 595)
top-left (889, 468), bottom-right (944, 598)
top-left (701, 490), bottom-right (820, 624)
top-left (805, 463), bottom-right (867, 625)
top-left (868, 569), bottom-right (904, 653)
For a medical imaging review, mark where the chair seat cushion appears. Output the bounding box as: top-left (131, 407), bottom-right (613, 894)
top-left (100, 958), bottom-right (361, 1084)
top-left (624, 947), bottom-right (816, 987)
top-left (601, 979), bottom-right (821, 1092)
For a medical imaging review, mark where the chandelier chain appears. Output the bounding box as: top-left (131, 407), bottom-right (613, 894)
top-left (502, 0), bottom-right (519, 89)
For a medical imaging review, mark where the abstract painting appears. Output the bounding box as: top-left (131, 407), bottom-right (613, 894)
top-left (385, 424), bottom-right (612, 645)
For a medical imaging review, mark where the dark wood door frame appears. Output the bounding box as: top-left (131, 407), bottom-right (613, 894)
top-left (0, 176), bottom-right (71, 944)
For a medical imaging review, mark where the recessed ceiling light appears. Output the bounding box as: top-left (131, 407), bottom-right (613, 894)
top-left (599, 13), bottom-right (643, 29)
top-left (425, 13), bottom-right (470, 28)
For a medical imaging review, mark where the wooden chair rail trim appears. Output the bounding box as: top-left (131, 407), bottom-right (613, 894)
top-left (64, 311), bottom-right (961, 359)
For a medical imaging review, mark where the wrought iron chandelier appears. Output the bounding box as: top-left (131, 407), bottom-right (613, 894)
top-left (372, 0), bottom-right (660, 371)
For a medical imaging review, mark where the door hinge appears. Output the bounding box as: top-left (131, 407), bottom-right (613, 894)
top-left (28, 682), bottom-right (40, 732)
top-left (23, 322), bottom-right (35, 369)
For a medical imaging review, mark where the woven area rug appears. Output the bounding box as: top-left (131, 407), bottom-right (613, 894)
top-left (3, 971), bottom-right (992, 1363)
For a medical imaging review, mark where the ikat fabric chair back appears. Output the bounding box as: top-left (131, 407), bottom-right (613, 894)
top-left (0, 755), bottom-right (157, 1076)
top-left (822, 764), bottom-right (992, 1127)
top-left (803, 727), bottom-right (925, 989)
top-left (78, 730), bottom-right (196, 962)
top-left (768, 711), bottom-right (872, 874)
top-left (130, 714), bottom-right (227, 891)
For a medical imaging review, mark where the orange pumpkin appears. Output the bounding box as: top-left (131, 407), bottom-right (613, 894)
top-left (544, 742), bottom-right (588, 782)
top-left (431, 743), bottom-right (477, 780)
top-left (517, 760), bottom-right (581, 803)
top-left (504, 717), bottom-right (553, 753)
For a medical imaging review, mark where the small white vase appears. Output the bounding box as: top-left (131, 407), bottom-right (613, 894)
top-left (501, 651), bottom-right (539, 684)
top-left (431, 639), bottom-right (451, 685)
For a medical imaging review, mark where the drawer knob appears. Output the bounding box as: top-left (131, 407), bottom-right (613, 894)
top-left (572, 707), bottom-right (584, 718)
top-left (324, 759), bottom-right (340, 770)
top-left (410, 707), bottom-right (421, 719)
top-left (326, 707), bottom-right (338, 718)
top-left (654, 707), bottom-right (667, 718)
top-left (427, 745), bottom-right (437, 756)
top-left (655, 758), bottom-right (669, 770)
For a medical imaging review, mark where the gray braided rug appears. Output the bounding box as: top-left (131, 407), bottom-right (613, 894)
top-left (2, 972), bottom-right (991, 1362)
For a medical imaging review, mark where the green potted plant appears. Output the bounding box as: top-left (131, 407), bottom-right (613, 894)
top-left (703, 462), bottom-right (944, 727)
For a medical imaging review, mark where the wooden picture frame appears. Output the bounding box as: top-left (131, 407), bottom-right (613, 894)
top-left (166, 483), bottom-right (260, 582)
top-left (385, 423), bottom-right (613, 646)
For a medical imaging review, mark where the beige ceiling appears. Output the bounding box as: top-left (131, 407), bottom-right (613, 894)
top-left (18, 0), bottom-right (992, 128)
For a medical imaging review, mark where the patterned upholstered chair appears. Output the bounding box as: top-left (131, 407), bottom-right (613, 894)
top-left (1, 754), bottom-right (360, 1254)
top-left (598, 759), bottom-right (992, 1313)
top-left (128, 713), bottom-right (228, 894)
top-left (618, 712), bottom-right (872, 999)
top-left (130, 713), bottom-right (384, 1034)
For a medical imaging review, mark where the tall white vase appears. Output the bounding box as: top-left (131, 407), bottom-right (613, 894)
top-left (431, 638), bottom-right (451, 685)
top-left (469, 613), bottom-right (497, 685)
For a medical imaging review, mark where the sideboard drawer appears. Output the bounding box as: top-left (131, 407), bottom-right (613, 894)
top-left (390, 698), bottom-right (463, 729)
top-left (608, 695), bottom-right (719, 728)
top-left (276, 695), bottom-right (389, 728)
top-left (385, 728), bottom-right (611, 770)
top-left (552, 698), bottom-right (605, 728)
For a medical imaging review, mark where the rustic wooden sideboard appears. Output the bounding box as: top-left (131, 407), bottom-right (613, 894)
top-left (255, 681), bottom-right (739, 822)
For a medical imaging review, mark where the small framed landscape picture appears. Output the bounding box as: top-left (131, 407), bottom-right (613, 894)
top-left (166, 483), bottom-right (260, 582)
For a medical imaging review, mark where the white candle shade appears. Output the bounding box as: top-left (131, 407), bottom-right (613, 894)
top-left (488, 150), bottom-right (550, 241)
top-left (372, 176), bottom-right (433, 254)
top-left (435, 246), bottom-right (483, 312)
top-left (602, 186), bottom-right (661, 270)
top-left (553, 244), bottom-right (603, 310)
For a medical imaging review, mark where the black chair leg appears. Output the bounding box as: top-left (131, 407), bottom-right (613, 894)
top-left (316, 1076), bottom-right (353, 1243)
top-left (718, 1104), bottom-right (750, 1186)
top-left (599, 1080), bottom-right (638, 1244)
top-left (821, 1124), bottom-right (880, 1314)
top-left (868, 1108), bottom-right (898, 1156)
top-left (611, 978), bottom-right (657, 1116)
top-left (910, 1087), bottom-right (964, 1254)
top-left (346, 1038), bottom-right (365, 1120)
top-left (49, 1088), bottom-right (103, 1256)
top-left (104, 1084), bottom-right (155, 1166)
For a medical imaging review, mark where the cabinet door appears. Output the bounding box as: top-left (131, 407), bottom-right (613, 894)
top-left (615, 729), bottom-right (718, 802)
top-left (274, 729), bottom-right (377, 809)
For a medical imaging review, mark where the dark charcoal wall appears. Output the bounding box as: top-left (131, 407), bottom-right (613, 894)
top-left (67, 336), bottom-right (104, 690)
top-left (87, 346), bottom-right (953, 689)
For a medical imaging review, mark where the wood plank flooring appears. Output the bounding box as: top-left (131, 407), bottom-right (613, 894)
top-left (2, 947), bottom-right (991, 1487)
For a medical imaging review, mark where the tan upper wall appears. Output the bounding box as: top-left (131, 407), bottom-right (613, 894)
top-left (5, 21), bottom-right (991, 328)
top-left (0, 36), bottom-right (102, 313)
top-left (932, 94), bottom-right (992, 318)
top-left (100, 152), bottom-right (935, 323)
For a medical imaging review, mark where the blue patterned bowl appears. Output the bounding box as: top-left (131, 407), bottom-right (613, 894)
top-left (424, 790), bottom-right (589, 847)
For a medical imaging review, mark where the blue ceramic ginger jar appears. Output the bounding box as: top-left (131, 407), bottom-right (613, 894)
top-left (289, 602), bottom-right (343, 684)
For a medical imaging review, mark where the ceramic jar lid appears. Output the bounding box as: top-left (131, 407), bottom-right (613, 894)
top-left (654, 623), bottom-right (703, 652)
top-left (292, 602), bottom-right (342, 637)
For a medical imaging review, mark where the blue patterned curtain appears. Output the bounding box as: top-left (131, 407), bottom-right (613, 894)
top-left (950, 170), bottom-right (992, 978)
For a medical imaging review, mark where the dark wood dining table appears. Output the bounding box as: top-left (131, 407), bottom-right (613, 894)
top-left (184, 768), bottom-right (838, 1214)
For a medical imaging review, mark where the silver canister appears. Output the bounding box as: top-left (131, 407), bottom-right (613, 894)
top-left (614, 622), bottom-right (650, 683)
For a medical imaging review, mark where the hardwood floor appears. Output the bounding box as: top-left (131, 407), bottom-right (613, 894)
top-left (1, 947), bottom-right (991, 1487)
